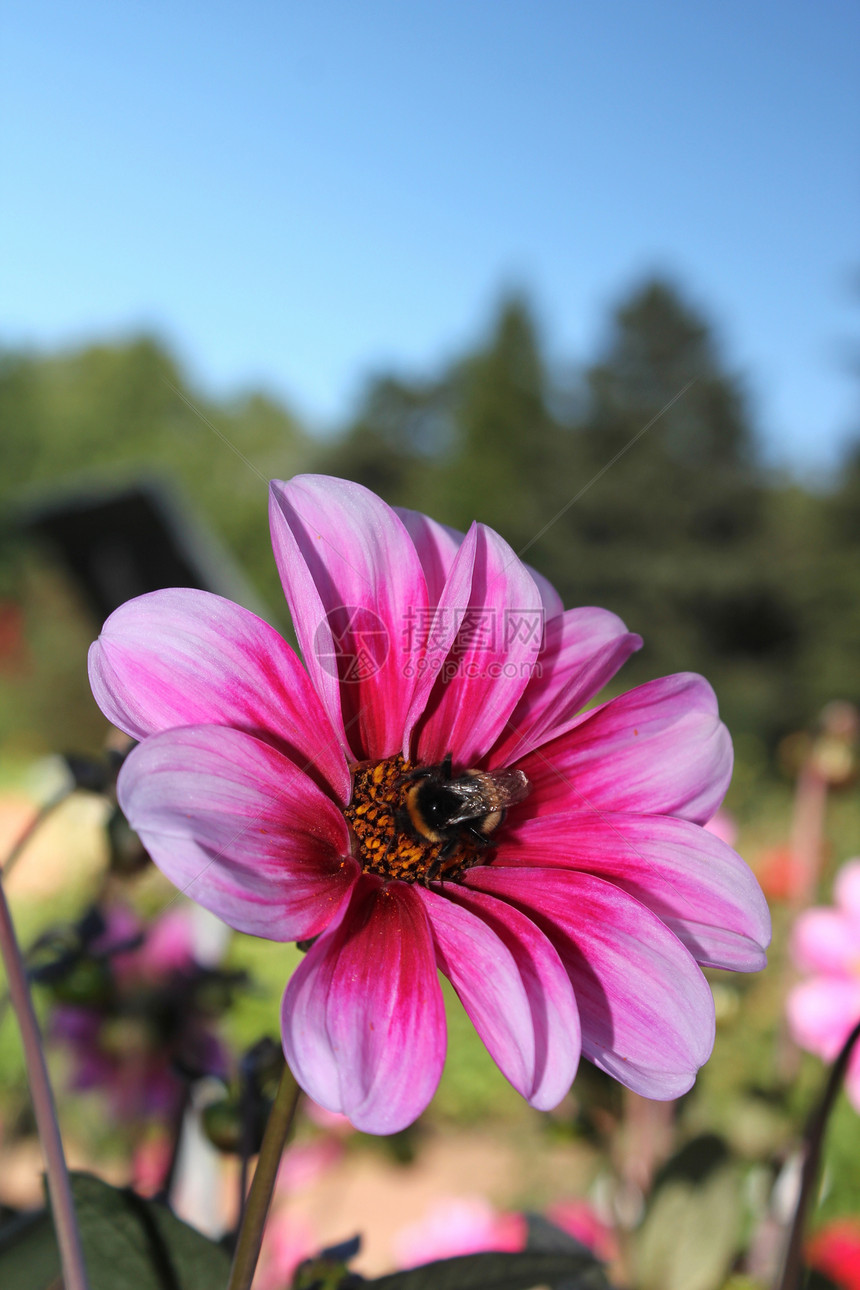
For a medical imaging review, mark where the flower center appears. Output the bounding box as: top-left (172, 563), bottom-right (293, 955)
top-left (344, 754), bottom-right (489, 885)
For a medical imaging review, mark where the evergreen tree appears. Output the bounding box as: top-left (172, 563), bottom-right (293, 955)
top-left (555, 279), bottom-right (802, 738)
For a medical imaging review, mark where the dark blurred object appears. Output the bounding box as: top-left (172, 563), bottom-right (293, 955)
top-left (62, 751), bottom-right (118, 795)
top-left (291, 1236), bottom-right (364, 1290)
top-left (106, 805), bottom-right (151, 876)
top-left (202, 1036), bottom-right (285, 1156)
top-left (28, 904), bottom-right (140, 995)
top-left (18, 478), bottom-right (266, 624)
top-left (57, 745), bottom-right (153, 875)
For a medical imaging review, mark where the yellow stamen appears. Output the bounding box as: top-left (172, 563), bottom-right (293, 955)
top-left (344, 755), bottom-right (485, 884)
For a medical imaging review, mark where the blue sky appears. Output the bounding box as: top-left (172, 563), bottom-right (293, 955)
top-left (3, 1), bottom-right (858, 470)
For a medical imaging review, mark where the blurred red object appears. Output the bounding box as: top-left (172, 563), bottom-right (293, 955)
top-left (756, 845), bottom-right (798, 902)
top-left (0, 600), bottom-right (26, 671)
top-left (547, 1199), bottom-right (618, 1263)
top-left (132, 1130), bottom-right (173, 1196)
top-left (806, 1219), bottom-right (860, 1290)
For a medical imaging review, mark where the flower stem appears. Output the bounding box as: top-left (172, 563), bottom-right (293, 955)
top-left (227, 1064), bottom-right (301, 1290)
top-left (776, 1015), bottom-right (860, 1290)
top-left (0, 872), bottom-right (89, 1290)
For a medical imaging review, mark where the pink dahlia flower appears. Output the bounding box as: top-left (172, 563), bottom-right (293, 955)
top-left (786, 859), bottom-right (860, 1110)
top-left (88, 475), bottom-right (770, 1134)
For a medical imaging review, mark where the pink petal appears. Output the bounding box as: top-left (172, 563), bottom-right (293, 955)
top-left (395, 508), bottom-right (464, 606)
top-left (89, 588), bottom-right (350, 803)
top-left (520, 673), bottom-right (732, 825)
top-left (464, 866), bottom-right (715, 1098)
top-left (281, 877), bottom-right (446, 1134)
top-left (395, 507), bottom-right (563, 619)
top-left (786, 977), bottom-right (860, 1060)
top-left (415, 524), bottom-right (545, 767)
top-left (401, 524), bottom-right (480, 751)
top-left (419, 885), bottom-right (580, 1109)
top-left (791, 908), bottom-right (860, 975)
top-left (528, 568), bottom-right (565, 620)
top-left (495, 812), bottom-right (770, 972)
top-left (118, 725), bottom-right (357, 942)
top-left (269, 476), bottom-right (429, 762)
top-left (489, 608), bottom-right (642, 767)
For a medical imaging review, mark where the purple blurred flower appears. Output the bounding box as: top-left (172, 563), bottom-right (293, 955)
top-left (49, 904), bottom-right (228, 1123)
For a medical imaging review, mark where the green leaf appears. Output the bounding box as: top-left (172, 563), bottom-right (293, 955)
top-left (364, 1249), bottom-right (610, 1290)
top-left (61, 1172), bottom-right (230, 1290)
top-left (634, 1163), bottom-right (741, 1290)
top-left (0, 1210), bottom-right (61, 1290)
top-left (292, 1255), bottom-right (363, 1290)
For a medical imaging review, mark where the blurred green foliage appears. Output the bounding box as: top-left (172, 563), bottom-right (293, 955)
top-left (1, 276), bottom-right (858, 759)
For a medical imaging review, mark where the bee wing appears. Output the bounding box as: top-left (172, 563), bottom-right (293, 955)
top-left (445, 769), bottom-right (531, 825)
top-left (484, 768), bottom-right (531, 809)
top-left (444, 777), bottom-right (496, 825)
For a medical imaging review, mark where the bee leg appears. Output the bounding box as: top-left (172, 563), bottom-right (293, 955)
top-left (425, 837), bottom-right (457, 885)
top-left (424, 855), bottom-right (444, 885)
top-left (464, 825), bottom-right (494, 849)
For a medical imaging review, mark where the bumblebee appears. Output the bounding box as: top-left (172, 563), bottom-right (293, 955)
top-left (400, 753), bottom-right (530, 851)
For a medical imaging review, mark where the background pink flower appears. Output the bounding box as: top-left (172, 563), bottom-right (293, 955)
top-left (89, 474), bottom-right (770, 1134)
top-left (806, 1219), bottom-right (860, 1290)
top-left (393, 1196), bottom-right (526, 1268)
top-left (704, 808), bottom-right (738, 849)
top-left (276, 1137), bottom-right (344, 1192)
top-left (252, 1208), bottom-right (316, 1290)
top-left (546, 1199), bottom-right (618, 1263)
top-left (787, 858), bottom-right (860, 1110)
